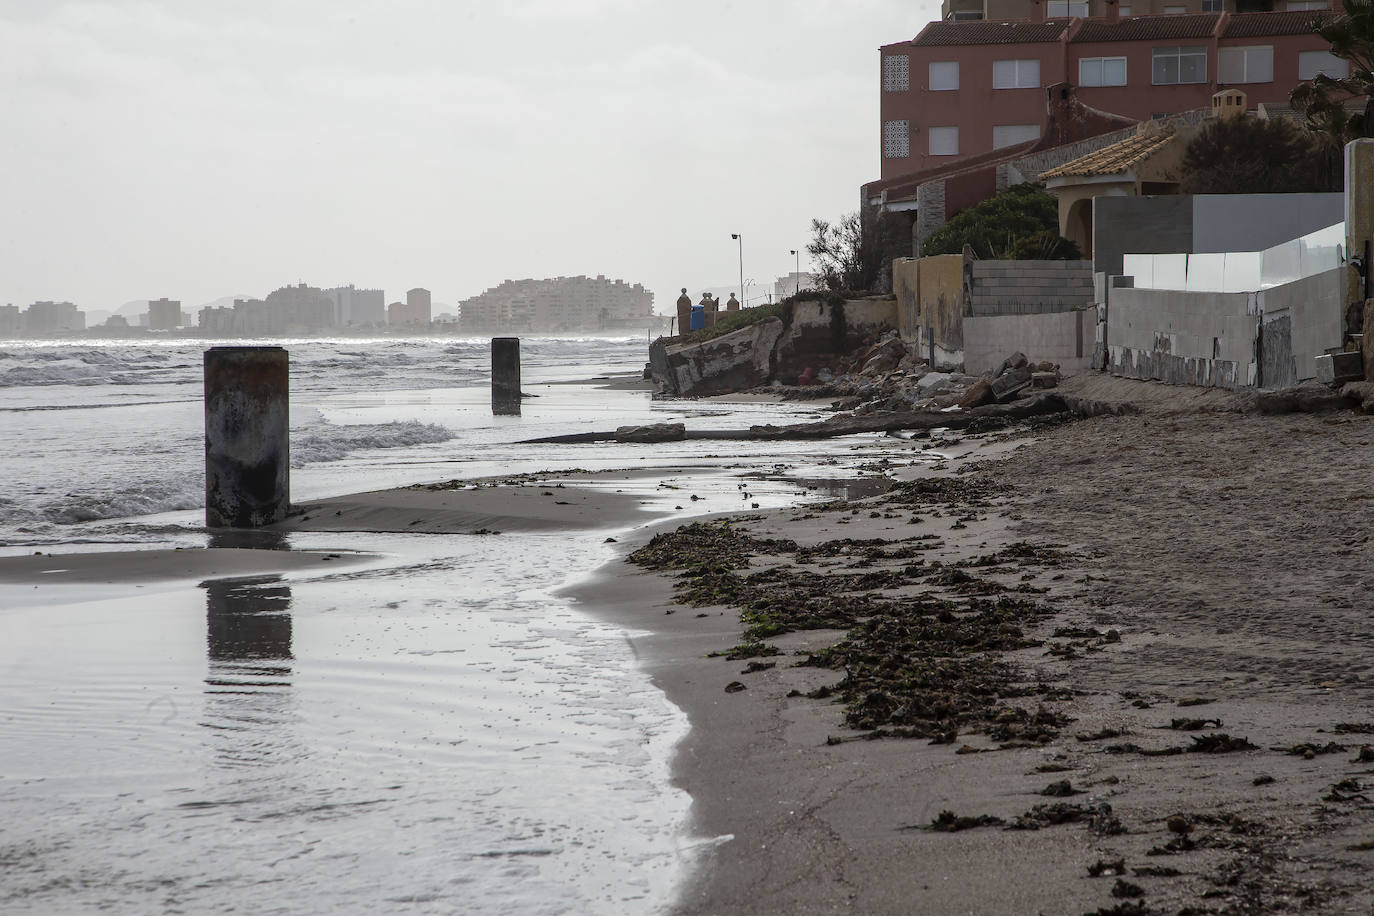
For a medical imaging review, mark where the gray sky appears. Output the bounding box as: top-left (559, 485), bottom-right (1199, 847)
top-left (0, 0), bottom-right (937, 315)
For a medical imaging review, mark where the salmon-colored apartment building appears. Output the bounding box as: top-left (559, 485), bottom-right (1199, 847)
top-left (878, 5), bottom-right (1345, 182)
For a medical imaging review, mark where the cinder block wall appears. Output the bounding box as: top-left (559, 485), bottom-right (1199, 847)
top-left (968, 260), bottom-right (1094, 317)
top-left (1108, 288), bottom-right (1257, 389)
top-left (1256, 268), bottom-right (1344, 384)
top-left (964, 310), bottom-right (1093, 375)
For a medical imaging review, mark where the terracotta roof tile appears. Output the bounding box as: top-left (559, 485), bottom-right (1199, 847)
top-left (1220, 9), bottom-right (1334, 38)
top-left (912, 20), bottom-right (1070, 46)
top-left (1038, 127), bottom-right (1177, 179)
top-left (1073, 14), bottom-right (1219, 43)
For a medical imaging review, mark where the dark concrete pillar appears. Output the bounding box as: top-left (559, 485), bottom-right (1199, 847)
top-left (204, 346), bottom-right (289, 528)
top-left (492, 337), bottom-right (521, 415)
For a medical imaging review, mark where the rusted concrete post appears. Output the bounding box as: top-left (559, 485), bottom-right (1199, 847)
top-left (204, 346), bottom-right (289, 528)
top-left (492, 337), bottom-right (521, 415)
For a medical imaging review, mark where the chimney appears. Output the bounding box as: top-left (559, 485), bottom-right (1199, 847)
top-left (1104, 0), bottom-right (1120, 22)
top-left (1212, 88), bottom-right (1248, 120)
top-left (1029, 0), bottom-right (1046, 21)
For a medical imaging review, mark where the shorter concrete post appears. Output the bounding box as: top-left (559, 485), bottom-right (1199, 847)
top-left (204, 346), bottom-right (289, 528)
top-left (1346, 140), bottom-right (1374, 374)
top-left (492, 337), bottom-right (521, 415)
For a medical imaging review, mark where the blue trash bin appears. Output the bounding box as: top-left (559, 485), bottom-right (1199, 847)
top-left (689, 305), bottom-right (705, 331)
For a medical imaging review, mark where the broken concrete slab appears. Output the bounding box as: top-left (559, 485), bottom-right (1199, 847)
top-left (614, 422), bottom-right (687, 443)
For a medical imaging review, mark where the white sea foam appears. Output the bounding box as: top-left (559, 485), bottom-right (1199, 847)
top-left (291, 419), bottom-right (456, 467)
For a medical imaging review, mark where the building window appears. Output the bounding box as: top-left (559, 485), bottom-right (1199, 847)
top-left (883, 55), bottom-right (910, 91)
top-left (1163, 4), bottom-right (1186, 12)
top-left (1046, 0), bottom-right (1089, 15)
top-left (929, 60), bottom-right (960, 90)
top-left (1218, 45), bottom-right (1273, 83)
top-left (1119, 5), bottom-right (1132, 13)
top-left (1298, 49), bottom-right (1350, 79)
top-left (929, 126), bottom-right (959, 156)
top-left (993, 124), bottom-right (1041, 148)
top-left (1202, 0), bottom-right (1224, 8)
top-left (1079, 56), bottom-right (1127, 86)
top-left (993, 58), bottom-right (1041, 89)
top-left (1152, 46), bottom-right (1207, 84)
top-left (884, 120), bottom-right (910, 158)
top-left (1287, 0), bottom-right (1329, 9)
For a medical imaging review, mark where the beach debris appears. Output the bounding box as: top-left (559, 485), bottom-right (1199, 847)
top-left (1007, 801), bottom-right (1119, 832)
top-left (740, 661), bottom-right (775, 674)
top-left (1346, 839), bottom-right (1374, 851)
top-left (1353, 745), bottom-right (1374, 763)
top-left (707, 641), bottom-right (781, 660)
top-left (1177, 696), bottom-right (1215, 707)
top-left (1083, 903), bottom-right (1151, 916)
top-left (1166, 815), bottom-right (1194, 835)
top-left (1167, 718), bottom-right (1222, 731)
top-left (723, 681), bottom-right (747, 693)
top-left (924, 810), bottom-right (1006, 832)
top-left (1111, 879), bottom-right (1145, 898)
top-left (1334, 722), bottom-right (1374, 734)
top-left (1323, 778), bottom-right (1369, 803)
top-left (1188, 733), bottom-right (1256, 754)
top-left (628, 520), bottom-right (798, 571)
top-left (1088, 858), bottom-right (1128, 877)
top-left (1253, 774), bottom-right (1276, 786)
top-left (1040, 779), bottom-right (1083, 797)
top-left (1078, 727), bottom-right (1128, 742)
top-left (614, 422), bottom-right (687, 443)
top-left (1284, 741), bottom-right (1345, 758)
top-left (1146, 835), bottom-right (1196, 856)
top-left (604, 537), bottom-right (616, 543)
top-left (1131, 866), bottom-right (1181, 877)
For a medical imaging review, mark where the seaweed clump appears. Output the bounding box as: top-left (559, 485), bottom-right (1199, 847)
top-left (628, 520), bottom-right (798, 571)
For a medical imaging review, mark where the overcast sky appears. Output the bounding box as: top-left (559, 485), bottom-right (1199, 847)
top-left (1, 0), bottom-right (938, 314)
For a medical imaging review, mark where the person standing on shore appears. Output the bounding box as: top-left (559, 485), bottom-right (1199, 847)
top-left (675, 288), bottom-right (692, 336)
top-left (726, 293), bottom-right (740, 312)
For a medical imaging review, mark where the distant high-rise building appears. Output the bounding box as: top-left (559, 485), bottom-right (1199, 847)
top-left (774, 272), bottom-right (820, 301)
top-left (23, 301), bottom-right (85, 334)
top-left (148, 298), bottom-right (182, 331)
top-left (459, 275), bottom-right (654, 333)
top-left (324, 285), bottom-right (386, 327)
top-left (264, 284), bottom-right (335, 333)
top-left (0, 305), bottom-right (19, 336)
top-left (407, 288), bottom-right (432, 325)
top-left (386, 288), bottom-right (432, 328)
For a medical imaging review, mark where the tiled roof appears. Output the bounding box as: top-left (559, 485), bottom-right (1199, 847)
top-left (1039, 127), bottom-right (1177, 179)
top-left (912, 20), bottom-right (1070, 46)
top-left (1220, 9), bottom-right (1334, 38)
top-left (1073, 14), bottom-right (1219, 43)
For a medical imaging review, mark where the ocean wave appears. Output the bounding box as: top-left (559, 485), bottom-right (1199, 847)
top-left (29, 478), bottom-right (205, 526)
top-left (291, 420), bottom-right (456, 467)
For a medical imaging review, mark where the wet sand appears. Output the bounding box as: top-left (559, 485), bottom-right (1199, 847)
top-left (0, 546), bottom-right (371, 585)
top-left (575, 375), bottom-right (1374, 915)
top-left (280, 475), bottom-right (663, 534)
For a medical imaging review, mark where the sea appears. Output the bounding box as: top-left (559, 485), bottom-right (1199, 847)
top-left (0, 336), bottom-right (925, 915)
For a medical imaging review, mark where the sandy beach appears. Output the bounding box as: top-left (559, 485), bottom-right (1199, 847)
top-left (8, 370), bottom-right (1374, 914)
top-left (573, 374), bottom-right (1374, 915)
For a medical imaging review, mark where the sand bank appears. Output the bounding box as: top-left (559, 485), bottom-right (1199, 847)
top-left (279, 474), bottom-right (667, 535)
top-left (576, 376), bottom-right (1374, 915)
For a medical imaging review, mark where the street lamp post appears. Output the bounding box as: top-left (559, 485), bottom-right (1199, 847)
top-left (789, 249), bottom-right (800, 297)
top-left (731, 233), bottom-right (744, 307)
